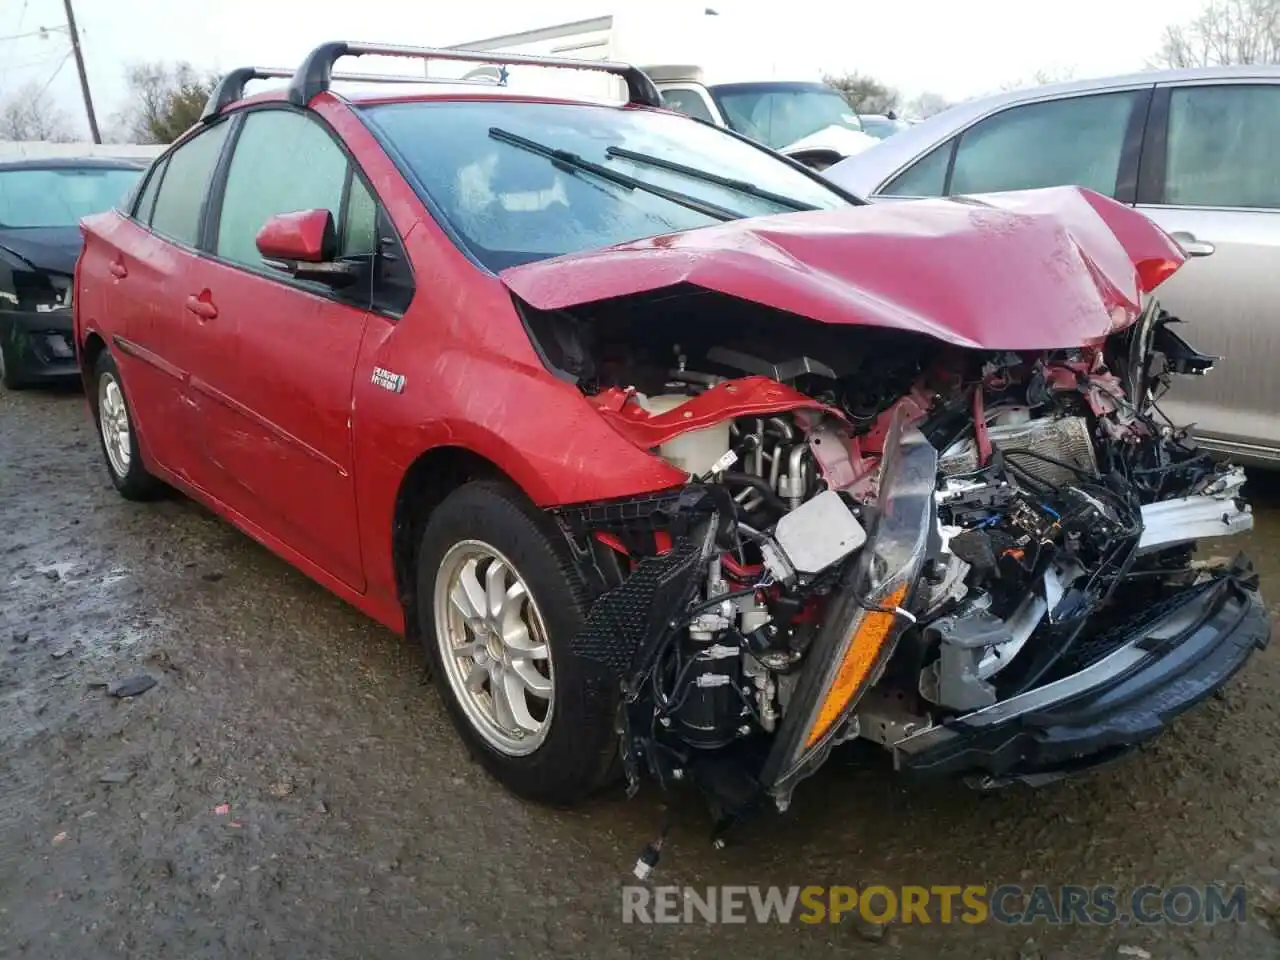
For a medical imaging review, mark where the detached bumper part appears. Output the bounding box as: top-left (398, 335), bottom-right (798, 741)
top-left (893, 565), bottom-right (1269, 783)
top-left (1136, 465), bottom-right (1252, 555)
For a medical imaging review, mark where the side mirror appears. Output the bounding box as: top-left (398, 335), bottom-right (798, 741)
top-left (255, 209), bottom-right (361, 287)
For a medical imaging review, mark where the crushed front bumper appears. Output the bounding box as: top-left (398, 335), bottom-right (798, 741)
top-left (893, 561), bottom-right (1270, 784)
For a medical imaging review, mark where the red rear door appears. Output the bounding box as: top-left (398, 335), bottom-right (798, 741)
top-left (81, 122), bottom-right (234, 482)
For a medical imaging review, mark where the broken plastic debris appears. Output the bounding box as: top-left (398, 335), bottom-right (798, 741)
top-left (51, 831), bottom-right (68, 845)
top-left (107, 674), bottom-right (156, 698)
top-left (214, 803), bottom-right (231, 816)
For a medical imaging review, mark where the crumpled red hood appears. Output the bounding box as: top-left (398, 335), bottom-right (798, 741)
top-left (500, 186), bottom-right (1185, 351)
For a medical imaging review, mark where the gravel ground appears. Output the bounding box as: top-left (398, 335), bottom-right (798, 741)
top-left (3, 385), bottom-right (1280, 960)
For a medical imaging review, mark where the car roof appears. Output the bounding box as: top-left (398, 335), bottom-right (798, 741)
top-left (933, 63), bottom-right (1280, 125)
top-left (0, 156), bottom-right (148, 171)
top-left (824, 63), bottom-right (1280, 196)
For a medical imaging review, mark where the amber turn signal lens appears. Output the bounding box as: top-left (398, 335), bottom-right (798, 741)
top-left (1136, 257), bottom-right (1181, 293)
top-left (805, 583), bottom-right (909, 748)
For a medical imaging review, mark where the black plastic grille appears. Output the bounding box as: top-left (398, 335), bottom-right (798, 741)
top-left (1057, 580), bottom-right (1218, 673)
top-left (569, 535), bottom-right (704, 678)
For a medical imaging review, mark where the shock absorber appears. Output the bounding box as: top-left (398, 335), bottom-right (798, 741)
top-left (674, 557), bottom-right (745, 748)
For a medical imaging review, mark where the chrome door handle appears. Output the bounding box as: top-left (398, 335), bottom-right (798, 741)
top-left (1171, 231), bottom-right (1215, 258)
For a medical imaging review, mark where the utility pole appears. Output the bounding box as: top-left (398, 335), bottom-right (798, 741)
top-left (61, 0), bottom-right (100, 143)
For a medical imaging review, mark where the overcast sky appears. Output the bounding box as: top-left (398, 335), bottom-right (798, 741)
top-left (1, 0), bottom-right (1208, 139)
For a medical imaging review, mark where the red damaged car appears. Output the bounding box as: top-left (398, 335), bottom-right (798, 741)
top-left (75, 43), bottom-right (1266, 825)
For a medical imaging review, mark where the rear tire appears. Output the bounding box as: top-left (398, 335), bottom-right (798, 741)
top-left (92, 350), bottom-right (163, 501)
top-left (416, 480), bottom-right (619, 805)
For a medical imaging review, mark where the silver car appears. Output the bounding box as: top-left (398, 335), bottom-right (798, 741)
top-left (824, 65), bottom-right (1280, 466)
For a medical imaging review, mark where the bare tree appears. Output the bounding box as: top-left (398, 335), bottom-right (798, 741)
top-left (1154, 0), bottom-right (1280, 67)
top-left (905, 91), bottom-right (951, 119)
top-left (1000, 66), bottom-right (1078, 92)
top-left (117, 61), bottom-right (220, 144)
top-left (824, 72), bottom-right (900, 115)
top-left (0, 81), bottom-right (74, 142)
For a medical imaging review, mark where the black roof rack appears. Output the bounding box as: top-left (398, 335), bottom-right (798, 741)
top-left (287, 40), bottom-right (663, 110)
top-left (200, 65), bottom-right (454, 122)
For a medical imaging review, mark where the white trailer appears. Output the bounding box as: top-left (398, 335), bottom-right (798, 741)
top-left (437, 10), bottom-right (877, 169)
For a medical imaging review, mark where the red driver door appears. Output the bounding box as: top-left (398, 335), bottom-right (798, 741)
top-left (180, 107), bottom-right (378, 590)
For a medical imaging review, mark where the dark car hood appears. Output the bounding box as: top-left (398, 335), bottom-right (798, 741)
top-left (500, 186), bottom-right (1186, 351)
top-left (0, 226), bottom-right (82, 276)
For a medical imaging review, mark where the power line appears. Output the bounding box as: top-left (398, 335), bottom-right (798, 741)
top-left (0, 25), bottom-right (66, 43)
top-left (3, 47), bottom-right (68, 73)
top-left (0, 2), bottom-right (99, 142)
top-left (33, 48), bottom-right (71, 100)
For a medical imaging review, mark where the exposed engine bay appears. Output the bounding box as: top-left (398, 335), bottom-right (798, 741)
top-left (529, 288), bottom-right (1259, 828)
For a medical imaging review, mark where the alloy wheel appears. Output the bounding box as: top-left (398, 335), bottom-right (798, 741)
top-left (98, 373), bottom-right (132, 478)
top-left (433, 540), bottom-right (555, 756)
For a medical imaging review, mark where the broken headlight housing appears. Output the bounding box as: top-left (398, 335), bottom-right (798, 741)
top-left (760, 409), bottom-right (937, 807)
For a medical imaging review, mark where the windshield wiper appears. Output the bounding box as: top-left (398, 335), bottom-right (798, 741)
top-left (605, 146), bottom-right (821, 213)
top-left (488, 127), bottom-right (742, 223)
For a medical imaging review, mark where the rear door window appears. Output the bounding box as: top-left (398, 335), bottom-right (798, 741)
top-left (1163, 84), bottom-right (1280, 208)
top-left (149, 122), bottom-right (230, 246)
top-left (949, 91), bottom-right (1142, 197)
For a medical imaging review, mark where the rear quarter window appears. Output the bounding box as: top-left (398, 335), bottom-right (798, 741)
top-left (132, 157), bottom-right (168, 225)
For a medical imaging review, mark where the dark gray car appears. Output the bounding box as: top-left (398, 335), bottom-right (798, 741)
top-left (0, 157), bottom-right (145, 389)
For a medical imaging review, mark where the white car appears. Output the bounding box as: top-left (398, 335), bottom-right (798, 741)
top-left (657, 78), bottom-right (880, 168)
top-left (824, 64), bottom-right (1280, 465)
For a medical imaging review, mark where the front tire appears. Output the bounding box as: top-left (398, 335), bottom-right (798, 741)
top-left (416, 480), bottom-right (619, 805)
top-left (92, 350), bottom-right (163, 501)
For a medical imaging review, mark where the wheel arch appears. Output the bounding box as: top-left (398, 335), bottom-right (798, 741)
top-left (79, 331), bottom-right (108, 400)
top-left (390, 444), bottom-right (522, 640)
